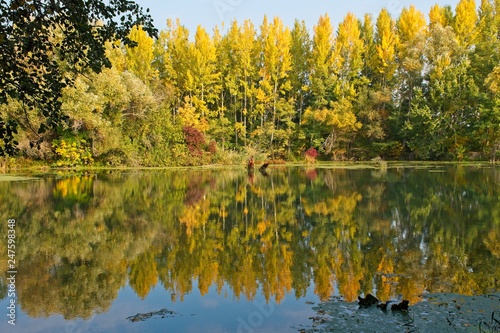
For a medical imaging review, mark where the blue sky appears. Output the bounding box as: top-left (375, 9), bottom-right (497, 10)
top-left (134, 0), bottom-right (461, 34)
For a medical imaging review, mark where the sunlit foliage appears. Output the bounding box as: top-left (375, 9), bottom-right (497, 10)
top-left (2, 1), bottom-right (500, 163)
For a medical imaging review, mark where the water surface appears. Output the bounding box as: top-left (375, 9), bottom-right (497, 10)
top-left (0, 164), bottom-right (498, 332)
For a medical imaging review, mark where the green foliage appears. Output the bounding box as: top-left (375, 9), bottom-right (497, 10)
top-left (0, 0), bottom-right (157, 155)
top-left (2, 2), bottom-right (500, 163)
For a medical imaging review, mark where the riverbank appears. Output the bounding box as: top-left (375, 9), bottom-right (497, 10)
top-left (1, 157), bottom-right (497, 174)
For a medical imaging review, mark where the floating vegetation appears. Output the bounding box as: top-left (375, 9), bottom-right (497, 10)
top-left (0, 174), bottom-right (39, 182)
top-left (479, 310), bottom-right (500, 333)
top-left (126, 308), bottom-right (178, 322)
top-left (304, 293), bottom-right (500, 332)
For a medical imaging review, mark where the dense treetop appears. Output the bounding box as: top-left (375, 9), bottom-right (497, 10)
top-left (0, 0), bottom-right (156, 157)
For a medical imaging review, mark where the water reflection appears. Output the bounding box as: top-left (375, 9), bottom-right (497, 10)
top-left (0, 165), bottom-right (498, 320)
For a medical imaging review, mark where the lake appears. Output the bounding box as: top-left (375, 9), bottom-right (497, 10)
top-left (0, 163), bottom-right (499, 332)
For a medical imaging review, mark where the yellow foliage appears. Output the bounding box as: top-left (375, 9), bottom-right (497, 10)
top-left (177, 96), bottom-right (209, 133)
top-left (484, 229), bottom-right (500, 257)
top-left (178, 198), bottom-right (210, 237)
top-left (125, 25), bottom-right (155, 82)
top-left (429, 4), bottom-right (447, 27)
top-left (336, 12), bottom-right (364, 74)
top-left (129, 251), bottom-right (158, 299)
top-left (302, 103), bottom-right (362, 133)
top-left (375, 8), bottom-right (398, 80)
top-left (339, 270), bottom-right (361, 302)
top-left (302, 193), bottom-right (362, 219)
top-left (54, 176), bottom-right (93, 199)
top-left (485, 65), bottom-right (500, 94)
top-left (312, 14), bottom-right (335, 74)
top-left (397, 5), bottom-right (427, 42)
top-left (376, 255), bottom-right (396, 301)
top-left (454, 0), bottom-right (478, 46)
top-left (257, 220), bottom-right (270, 235)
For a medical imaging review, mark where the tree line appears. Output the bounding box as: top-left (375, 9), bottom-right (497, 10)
top-left (1, 0), bottom-right (500, 166)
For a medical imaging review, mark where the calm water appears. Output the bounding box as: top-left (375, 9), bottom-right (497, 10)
top-left (0, 164), bottom-right (499, 332)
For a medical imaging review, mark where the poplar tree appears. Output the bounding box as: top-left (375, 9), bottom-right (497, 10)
top-left (309, 14), bottom-right (337, 109)
top-left (392, 5), bottom-right (427, 156)
top-left (125, 25), bottom-right (155, 83)
top-left (374, 9), bottom-right (398, 87)
top-left (303, 14), bottom-right (361, 160)
top-left (255, 16), bottom-right (293, 157)
top-left (454, 0), bottom-right (478, 47)
top-left (288, 19), bottom-right (312, 153)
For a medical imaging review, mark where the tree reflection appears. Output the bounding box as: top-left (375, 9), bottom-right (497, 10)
top-left (0, 166), bottom-right (498, 318)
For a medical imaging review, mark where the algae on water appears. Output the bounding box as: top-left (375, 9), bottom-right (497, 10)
top-left (303, 293), bottom-right (500, 332)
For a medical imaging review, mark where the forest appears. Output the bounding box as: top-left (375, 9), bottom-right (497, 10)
top-left (1, 0), bottom-right (500, 166)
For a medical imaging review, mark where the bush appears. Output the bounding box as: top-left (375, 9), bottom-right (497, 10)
top-left (181, 126), bottom-right (219, 165)
top-left (52, 138), bottom-right (93, 167)
top-left (183, 126), bottom-right (205, 157)
top-left (305, 147), bottom-right (318, 163)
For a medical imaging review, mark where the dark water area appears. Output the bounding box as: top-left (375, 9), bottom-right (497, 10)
top-left (0, 164), bottom-right (499, 332)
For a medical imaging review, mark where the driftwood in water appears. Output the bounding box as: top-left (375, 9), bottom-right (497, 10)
top-left (127, 308), bottom-right (177, 322)
top-left (259, 163), bottom-right (269, 176)
top-left (247, 156), bottom-right (254, 169)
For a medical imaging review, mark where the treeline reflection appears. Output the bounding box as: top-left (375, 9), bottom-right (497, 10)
top-left (0, 166), bottom-right (498, 319)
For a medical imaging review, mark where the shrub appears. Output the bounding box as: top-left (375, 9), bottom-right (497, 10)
top-left (305, 147), bottom-right (318, 163)
top-left (182, 126), bottom-right (205, 157)
top-left (52, 139), bottom-right (93, 167)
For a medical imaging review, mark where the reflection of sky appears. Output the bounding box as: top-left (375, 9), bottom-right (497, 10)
top-left (0, 279), bottom-right (319, 333)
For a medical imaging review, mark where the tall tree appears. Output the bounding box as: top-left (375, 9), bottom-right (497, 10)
top-left (185, 25), bottom-right (220, 126)
top-left (254, 16), bottom-right (293, 157)
top-left (334, 12), bottom-right (365, 157)
top-left (289, 19), bottom-right (312, 125)
top-left (374, 8), bottom-right (399, 87)
top-left (309, 14), bottom-right (337, 109)
top-left (0, 0), bottom-right (156, 156)
top-left (303, 14), bottom-right (361, 160)
top-left (397, 5), bottom-right (427, 42)
top-left (162, 19), bottom-right (191, 116)
top-left (454, 0), bottom-right (478, 47)
top-left (471, 0), bottom-right (499, 84)
top-left (429, 4), bottom-right (450, 27)
top-left (483, 65), bottom-right (500, 160)
top-left (356, 9), bottom-right (398, 157)
top-left (289, 19), bottom-right (312, 153)
top-left (126, 25), bottom-right (155, 83)
top-left (217, 19), bottom-right (257, 148)
top-left (406, 25), bottom-right (478, 159)
top-left (360, 14), bottom-right (376, 80)
top-left (336, 12), bottom-right (365, 96)
top-left (392, 5), bottom-right (427, 157)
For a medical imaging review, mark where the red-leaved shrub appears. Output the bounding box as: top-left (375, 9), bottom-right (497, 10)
top-left (305, 147), bottom-right (318, 159)
top-left (183, 126), bottom-right (205, 156)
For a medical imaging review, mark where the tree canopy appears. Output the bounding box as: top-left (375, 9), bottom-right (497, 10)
top-left (0, 0), bottom-right (156, 156)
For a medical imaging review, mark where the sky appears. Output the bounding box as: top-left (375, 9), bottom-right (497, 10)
top-left (134, 0), bottom-right (462, 35)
